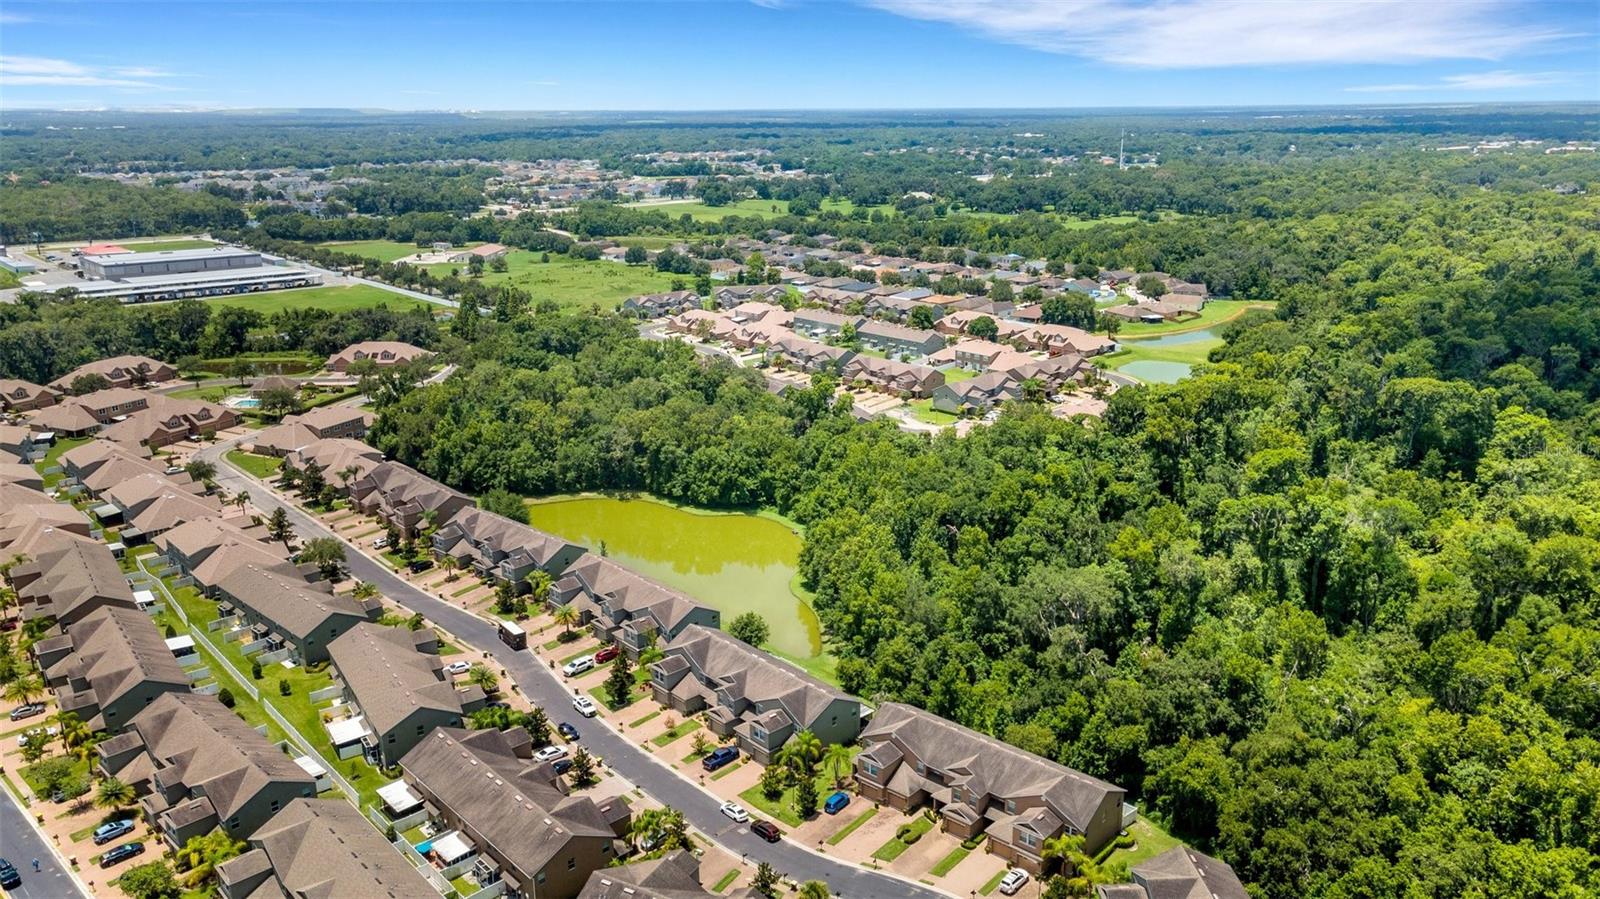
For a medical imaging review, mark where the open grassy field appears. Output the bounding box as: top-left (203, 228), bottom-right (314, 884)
top-left (907, 398), bottom-right (960, 426)
top-left (627, 197), bottom-right (891, 222)
top-left (1107, 299), bottom-right (1275, 338)
top-left (319, 239), bottom-right (428, 262)
top-left (210, 284), bottom-right (438, 315)
top-left (426, 251), bottom-right (679, 311)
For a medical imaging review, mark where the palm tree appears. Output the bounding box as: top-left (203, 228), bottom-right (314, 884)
top-left (3, 672), bottom-right (43, 706)
top-left (95, 776), bottom-right (135, 812)
top-left (337, 465), bottom-right (360, 495)
top-left (1042, 833), bottom-right (1113, 890)
top-left (553, 602), bottom-right (578, 637)
top-left (54, 710), bottom-right (86, 756)
top-left (232, 491), bottom-right (250, 515)
top-left (467, 665), bottom-right (498, 693)
top-left (822, 743), bottom-right (854, 789)
top-left (523, 570), bottom-right (553, 605)
top-left (176, 829), bottom-right (246, 889)
top-left (438, 554), bottom-right (458, 582)
top-left (785, 729), bottom-right (823, 778)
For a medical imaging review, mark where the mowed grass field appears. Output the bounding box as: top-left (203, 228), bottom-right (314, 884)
top-left (425, 251), bottom-right (679, 311)
top-left (209, 284), bottom-right (439, 314)
top-left (319, 239), bottom-right (429, 262)
top-left (120, 238), bottom-right (218, 251)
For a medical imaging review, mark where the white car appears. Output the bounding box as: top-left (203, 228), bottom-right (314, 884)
top-left (572, 696), bottom-right (599, 718)
top-left (719, 801), bottom-right (750, 824)
top-left (443, 661), bottom-right (472, 676)
top-left (533, 745), bottom-right (568, 763)
top-left (998, 869), bottom-right (1030, 895)
top-left (17, 725), bottom-right (59, 746)
top-left (372, 536), bottom-right (389, 549)
top-left (562, 655), bottom-right (595, 677)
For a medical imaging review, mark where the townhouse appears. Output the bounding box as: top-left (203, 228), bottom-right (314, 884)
top-left (0, 483), bottom-right (94, 550)
top-left (349, 461), bottom-right (474, 538)
top-left (99, 471), bottom-right (224, 543)
top-left (0, 378), bottom-right (59, 413)
top-left (930, 370), bottom-right (1025, 414)
top-left (99, 395), bottom-right (241, 450)
top-left (581, 850), bottom-right (760, 899)
top-left (100, 692), bottom-right (318, 846)
top-left (768, 336), bottom-right (855, 374)
top-left (839, 355), bottom-right (946, 398)
top-left (0, 424), bottom-right (40, 461)
top-left (0, 459), bottom-right (44, 491)
top-left (791, 309), bottom-right (863, 338)
top-left (12, 532), bottom-right (137, 628)
top-left (58, 441), bottom-right (172, 491)
top-left (217, 798), bottom-right (438, 899)
top-left (432, 506), bottom-right (586, 592)
top-left (325, 340), bottom-right (433, 372)
top-left (210, 562), bottom-right (378, 663)
top-left (855, 703), bottom-right (1126, 875)
top-left (282, 438), bottom-right (385, 492)
top-left (620, 290), bottom-right (701, 318)
top-left (856, 320), bottom-right (947, 358)
top-left (713, 284), bottom-right (788, 308)
top-left (34, 604), bottom-right (190, 734)
top-left (650, 625), bottom-right (861, 764)
top-left (552, 554), bottom-right (720, 660)
top-left (1096, 847), bottom-right (1248, 899)
top-left (399, 727), bottom-right (631, 899)
top-left (327, 622), bottom-right (484, 766)
top-left (155, 515), bottom-right (291, 580)
top-left (49, 355), bottom-right (177, 391)
top-left (249, 407), bottom-right (374, 456)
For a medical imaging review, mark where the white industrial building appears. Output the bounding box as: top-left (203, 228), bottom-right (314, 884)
top-left (79, 246), bottom-right (264, 280)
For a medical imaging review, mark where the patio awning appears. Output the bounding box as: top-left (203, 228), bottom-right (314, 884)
top-left (92, 502), bottom-right (122, 519)
top-left (431, 831), bottom-right (475, 866)
top-left (378, 780), bottom-right (424, 815)
top-left (325, 716), bottom-right (370, 746)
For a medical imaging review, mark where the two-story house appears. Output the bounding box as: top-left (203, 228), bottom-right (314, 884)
top-left (550, 554), bottom-right (720, 660)
top-left (649, 625), bottom-right (861, 764)
top-left (431, 507), bottom-right (586, 592)
top-left (34, 605), bottom-right (190, 734)
top-left (327, 623), bottom-right (485, 766)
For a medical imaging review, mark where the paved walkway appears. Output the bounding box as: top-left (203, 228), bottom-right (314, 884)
top-left (197, 438), bottom-right (949, 899)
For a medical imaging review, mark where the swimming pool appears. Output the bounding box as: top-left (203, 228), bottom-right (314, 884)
top-left (226, 397), bottom-right (262, 409)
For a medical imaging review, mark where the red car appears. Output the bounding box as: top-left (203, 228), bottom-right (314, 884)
top-left (751, 821), bottom-right (783, 843)
top-left (594, 645), bottom-right (621, 664)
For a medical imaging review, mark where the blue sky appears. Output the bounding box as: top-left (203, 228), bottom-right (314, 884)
top-left (0, 1), bottom-right (1594, 110)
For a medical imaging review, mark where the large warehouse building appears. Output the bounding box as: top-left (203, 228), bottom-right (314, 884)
top-left (78, 246), bottom-right (264, 280)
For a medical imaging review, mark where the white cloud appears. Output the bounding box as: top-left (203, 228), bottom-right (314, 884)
top-left (0, 55), bottom-right (184, 89)
top-left (1345, 69), bottom-right (1571, 92)
top-left (865, 0), bottom-right (1574, 68)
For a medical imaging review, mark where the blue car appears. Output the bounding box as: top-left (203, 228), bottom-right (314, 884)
top-left (824, 791), bottom-right (850, 815)
top-left (92, 819), bottom-right (136, 845)
top-left (701, 746), bottom-right (739, 772)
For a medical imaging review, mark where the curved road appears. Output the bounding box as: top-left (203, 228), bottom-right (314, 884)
top-left (196, 439), bottom-right (947, 899)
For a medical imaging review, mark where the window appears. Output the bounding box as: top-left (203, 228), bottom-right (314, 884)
top-left (1005, 800), bottom-right (1015, 814)
top-left (915, 762), bottom-right (924, 775)
top-left (270, 800), bottom-right (280, 813)
top-left (1020, 832), bottom-right (1039, 849)
top-left (864, 762), bottom-right (880, 777)
top-left (387, 734), bottom-right (396, 744)
top-left (417, 724), bottom-right (426, 735)
top-left (567, 858), bottom-right (576, 871)
top-left (535, 872), bottom-right (545, 884)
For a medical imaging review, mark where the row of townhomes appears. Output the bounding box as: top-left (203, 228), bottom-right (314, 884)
top-left (5, 352), bottom-right (1245, 899)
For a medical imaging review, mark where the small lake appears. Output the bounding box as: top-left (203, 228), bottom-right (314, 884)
top-left (527, 494), bottom-right (823, 660)
top-left (1125, 327), bottom-right (1219, 348)
top-left (1116, 326), bottom-right (1220, 384)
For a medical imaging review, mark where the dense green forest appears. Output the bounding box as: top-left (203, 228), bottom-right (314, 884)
top-left (1, 109), bottom-right (1598, 897)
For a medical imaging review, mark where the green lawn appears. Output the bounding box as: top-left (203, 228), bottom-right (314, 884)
top-left (712, 869), bottom-right (741, 892)
top-left (738, 750), bottom-right (857, 828)
top-left (121, 239), bottom-right (217, 252)
top-left (423, 251), bottom-right (680, 312)
top-left (37, 435), bottom-right (92, 486)
top-left (907, 399), bottom-right (960, 426)
top-left (709, 760), bottom-right (745, 781)
top-left (1103, 817), bottom-right (1184, 870)
top-left (628, 710), bottom-right (661, 728)
top-left (930, 845), bottom-right (971, 877)
top-left (650, 719), bottom-right (702, 747)
top-left (826, 807), bottom-right (878, 845)
top-left (19, 756), bottom-right (91, 796)
top-left (626, 197), bottom-right (887, 222)
top-left (870, 813), bottom-right (934, 862)
top-left (939, 367), bottom-right (979, 384)
top-left (226, 449), bottom-right (283, 478)
top-left (211, 284), bottom-right (438, 315)
top-left (320, 239), bottom-right (431, 263)
top-left (979, 868), bottom-right (1009, 895)
top-left (170, 383), bottom-right (245, 403)
top-left (600, 235), bottom-right (683, 250)
top-left (1107, 299), bottom-right (1275, 338)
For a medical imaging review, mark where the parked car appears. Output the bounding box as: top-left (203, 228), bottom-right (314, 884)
top-left (562, 655), bottom-right (595, 677)
top-left (701, 746), bottom-right (739, 772)
top-left (824, 791), bottom-right (851, 815)
top-left (533, 745), bottom-right (568, 763)
top-left (719, 801), bottom-right (750, 823)
top-left (92, 819), bottom-right (136, 845)
top-left (443, 661), bottom-right (472, 675)
top-left (8, 703), bottom-right (45, 721)
top-left (594, 644), bottom-right (620, 663)
top-left (99, 842), bottom-right (145, 868)
top-left (572, 696), bottom-right (599, 718)
top-left (557, 722), bottom-right (580, 741)
top-left (163, 464), bottom-right (185, 475)
top-left (17, 725), bottom-right (58, 746)
top-left (998, 869), bottom-right (1030, 895)
top-left (407, 559), bottom-right (434, 574)
top-left (0, 858), bottom-right (19, 889)
top-left (751, 820), bottom-right (783, 843)
top-left (372, 536), bottom-right (389, 549)
top-left (551, 758), bottom-right (573, 775)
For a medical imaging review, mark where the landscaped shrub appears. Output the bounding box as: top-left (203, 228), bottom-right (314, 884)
top-left (217, 688), bottom-right (235, 708)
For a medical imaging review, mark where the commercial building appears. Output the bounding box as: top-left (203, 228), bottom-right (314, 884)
top-left (72, 265), bottom-right (322, 304)
top-left (79, 246), bottom-right (263, 280)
